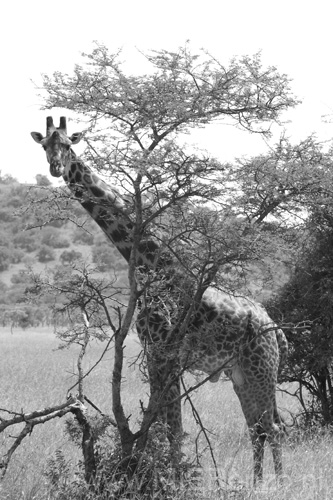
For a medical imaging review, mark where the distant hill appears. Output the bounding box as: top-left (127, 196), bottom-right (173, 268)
top-left (0, 173), bottom-right (128, 328)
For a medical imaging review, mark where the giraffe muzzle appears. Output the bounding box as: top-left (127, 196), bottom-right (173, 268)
top-left (50, 160), bottom-right (64, 178)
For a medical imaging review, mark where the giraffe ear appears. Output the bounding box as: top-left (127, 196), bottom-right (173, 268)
top-left (31, 132), bottom-right (44, 143)
top-left (70, 132), bottom-right (83, 144)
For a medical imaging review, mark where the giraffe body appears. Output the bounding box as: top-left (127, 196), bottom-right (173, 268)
top-left (181, 287), bottom-right (287, 482)
top-left (31, 117), bottom-right (287, 484)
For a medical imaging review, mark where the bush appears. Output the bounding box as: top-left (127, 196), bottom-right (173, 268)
top-left (13, 232), bottom-right (39, 252)
top-left (47, 219), bottom-right (67, 228)
top-left (45, 420), bottom-right (195, 500)
top-left (0, 281), bottom-right (8, 304)
top-left (10, 270), bottom-right (34, 285)
top-left (8, 184), bottom-right (28, 207)
top-left (38, 245), bottom-right (56, 263)
top-left (0, 247), bottom-right (11, 271)
top-left (73, 229), bottom-right (94, 245)
top-left (0, 172), bottom-right (17, 184)
top-left (7, 306), bottom-right (39, 329)
top-left (10, 248), bottom-right (24, 264)
top-left (35, 174), bottom-right (52, 186)
top-left (59, 250), bottom-right (83, 265)
top-left (92, 244), bottom-right (116, 272)
top-left (0, 209), bottom-right (14, 222)
top-left (41, 228), bottom-right (70, 249)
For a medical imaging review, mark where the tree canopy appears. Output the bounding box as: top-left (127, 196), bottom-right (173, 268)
top-left (37, 45), bottom-right (307, 294)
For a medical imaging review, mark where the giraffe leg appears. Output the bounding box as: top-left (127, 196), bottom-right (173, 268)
top-left (250, 420), bottom-right (283, 485)
top-left (267, 405), bottom-right (284, 480)
top-left (269, 435), bottom-right (283, 480)
top-left (253, 404), bottom-right (284, 483)
top-left (232, 383), bottom-right (266, 485)
top-left (232, 382), bottom-right (283, 485)
top-left (249, 424), bottom-right (266, 484)
top-left (233, 329), bottom-right (284, 485)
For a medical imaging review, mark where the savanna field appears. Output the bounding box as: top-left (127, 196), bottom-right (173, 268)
top-left (1, 327), bottom-right (333, 500)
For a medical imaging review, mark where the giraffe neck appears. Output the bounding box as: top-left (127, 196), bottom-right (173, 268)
top-left (63, 151), bottom-right (160, 267)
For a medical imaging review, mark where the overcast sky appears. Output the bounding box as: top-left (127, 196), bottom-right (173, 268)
top-left (2, 0), bottom-right (333, 183)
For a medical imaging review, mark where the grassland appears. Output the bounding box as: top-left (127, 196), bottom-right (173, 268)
top-left (1, 327), bottom-right (333, 499)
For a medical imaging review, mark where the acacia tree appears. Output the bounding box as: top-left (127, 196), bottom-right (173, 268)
top-left (229, 135), bottom-right (333, 225)
top-left (44, 44), bottom-right (300, 478)
top-left (3, 45), bottom-right (306, 494)
top-left (37, 43), bottom-right (304, 312)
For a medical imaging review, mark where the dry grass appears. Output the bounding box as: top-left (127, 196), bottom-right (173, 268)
top-left (1, 327), bottom-right (333, 499)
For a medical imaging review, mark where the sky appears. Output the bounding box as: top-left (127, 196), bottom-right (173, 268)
top-left (2, 0), bottom-right (333, 183)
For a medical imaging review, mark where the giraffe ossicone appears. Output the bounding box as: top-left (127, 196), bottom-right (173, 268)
top-left (31, 117), bottom-right (288, 485)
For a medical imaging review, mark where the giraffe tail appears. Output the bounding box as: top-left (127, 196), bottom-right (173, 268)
top-left (276, 327), bottom-right (288, 378)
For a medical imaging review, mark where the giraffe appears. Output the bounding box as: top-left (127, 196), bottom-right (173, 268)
top-left (31, 116), bottom-right (182, 439)
top-left (31, 117), bottom-right (288, 485)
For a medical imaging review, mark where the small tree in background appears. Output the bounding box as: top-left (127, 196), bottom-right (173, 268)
top-left (73, 227), bottom-right (94, 245)
top-left (35, 174), bottom-right (52, 187)
top-left (59, 249), bottom-right (83, 265)
top-left (37, 244), bottom-right (56, 263)
top-left (41, 228), bottom-right (70, 249)
top-left (268, 206), bottom-right (333, 426)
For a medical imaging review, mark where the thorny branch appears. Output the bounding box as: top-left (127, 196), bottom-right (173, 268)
top-left (180, 377), bottom-right (223, 492)
top-left (0, 396), bottom-right (84, 478)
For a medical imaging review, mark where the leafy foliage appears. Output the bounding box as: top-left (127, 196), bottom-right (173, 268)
top-left (73, 227), bottom-right (94, 245)
top-left (268, 209), bottom-right (333, 425)
top-left (13, 232), bottom-right (39, 252)
top-left (59, 249), bottom-right (83, 265)
top-left (0, 247), bottom-right (12, 272)
top-left (37, 244), bottom-right (56, 262)
top-left (41, 227), bottom-right (70, 249)
top-left (42, 45), bottom-right (298, 137)
top-left (45, 421), bottom-right (196, 500)
top-left (229, 135), bottom-right (333, 225)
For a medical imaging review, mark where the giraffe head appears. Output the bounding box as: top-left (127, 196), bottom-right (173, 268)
top-left (31, 117), bottom-right (83, 177)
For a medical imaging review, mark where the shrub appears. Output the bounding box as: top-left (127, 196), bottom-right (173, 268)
top-left (41, 228), bottom-right (70, 249)
top-left (8, 306), bottom-right (38, 329)
top-left (8, 184), bottom-right (28, 207)
top-left (38, 245), bottom-right (56, 263)
top-left (47, 219), bottom-right (67, 228)
top-left (10, 270), bottom-right (33, 285)
top-left (35, 174), bottom-right (52, 186)
top-left (13, 232), bottom-right (39, 252)
top-left (45, 420), bottom-right (195, 500)
top-left (59, 250), bottom-right (83, 265)
top-left (0, 209), bottom-right (14, 222)
top-left (0, 247), bottom-right (11, 271)
top-left (0, 280), bottom-right (8, 304)
top-left (73, 229), bottom-right (94, 245)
